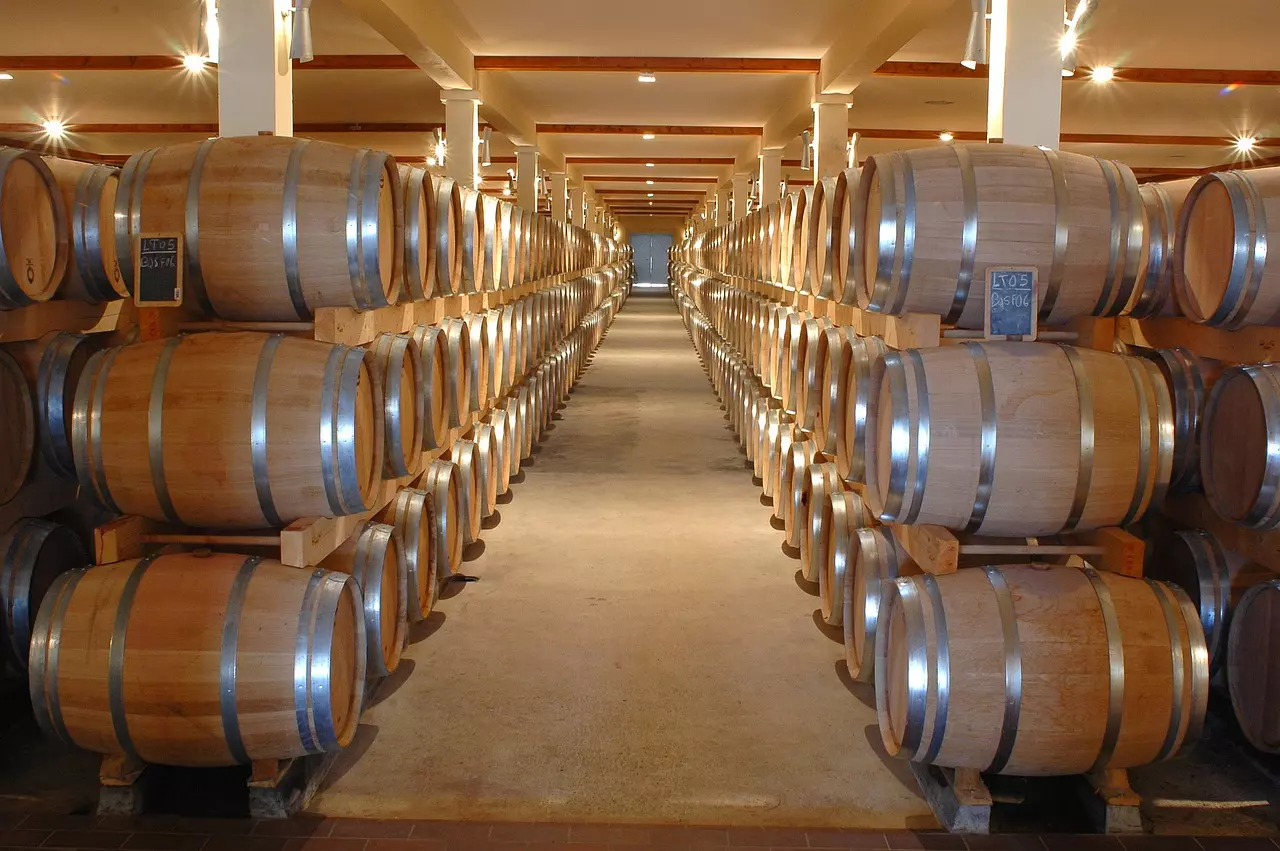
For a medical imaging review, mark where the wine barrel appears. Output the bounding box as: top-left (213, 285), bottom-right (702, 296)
top-left (1176, 166), bottom-right (1280, 328)
top-left (1201, 363), bottom-right (1280, 530)
top-left (757, 408), bottom-right (791, 490)
top-left (485, 307), bottom-right (505, 400)
top-left (830, 166), bottom-right (861, 305)
top-left (0, 349), bottom-right (35, 503)
top-left (434, 177), bottom-right (464, 297)
top-left (397, 165), bottom-right (436, 300)
top-left (1226, 579), bottom-right (1280, 753)
top-left (6, 331), bottom-right (95, 480)
top-left (789, 186), bottom-right (818, 293)
top-left (856, 145), bottom-right (1145, 328)
top-left (515, 384), bottom-right (536, 461)
top-left (465, 312), bottom-right (490, 411)
top-left (800, 462), bottom-right (842, 584)
top-left (837, 336), bottom-right (886, 485)
top-left (115, 137), bottom-right (402, 321)
top-left (1137, 347), bottom-right (1221, 493)
top-left (796, 317), bottom-right (831, 431)
top-left (423, 459), bottom-right (464, 577)
top-left (866, 343), bottom-right (1172, 535)
top-left (29, 552), bottom-right (365, 766)
top-left (320, 521), bottom-right (407, 678)
top-left (876, 565), bottom-right (1207, 774)
top-left (1125, 178), bottom-right (1196, 318)
top-left (807, 177), bottom-right (838, 299)
top-left (405, 324), bottom-right (450, 450)
top-left (44, 158), bottom-right (127, 303)
top-left (381, 487), bottom-right (436, 621)
top-left (485, 407), bottom-right (514, 495)
top-left (818, 489), bottom-right (872, 628)
top-left (499, 401), bottom-right (524, 479)
top-left (73, 332), bottom-right (384, 528)
top-left (780, 192), bottom-right (800, 289)
top-left (1146, 529), bottom-right (1274, 674)
top-left (770, 425), bottom-right (798, 520)
top-left (844, 526), bottom-right (917, 683)
top-left (450, 439), bottom-right (483, 546)
top-left (459, 187), bottom-right (485, 295)
top-left (783, 440), bottom-right (819, 547)
top-left (473, 423), bottom-right (500, 518)
top-left (764, 201), bottom-right (783, 283)
top-left (1, 519), bottom-right (88, 668)
top-left (0, 147), bottom-right (67, 308)
top-left (503, 202), bottom-right (525, 288)
top-left (816, 327), bottom-right (853, 455)
top-left (482, 195), bottom-right (503, 292)
top-left (370, 333), bottom-right (424, 479)
top-left (442, 318), bottom-right (473, 427)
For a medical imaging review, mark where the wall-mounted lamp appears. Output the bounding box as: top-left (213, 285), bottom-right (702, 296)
top-left (480, 126), bottom-right (493, 167)
top-left (288, 0), bottom-right (313, 63)
top-left (197, 0), bottom-right (219, 64)
top-left (961, 0), bottom-right (987, 69)
top-left (800, 130), bottom-right (813, 170)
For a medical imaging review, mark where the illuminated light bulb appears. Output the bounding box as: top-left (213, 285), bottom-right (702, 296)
top-left (1236, 136), bottom-right (1258, 153)
top-left (1091, 65), bottom-right (1115, 83)
top-left (646, 179), bottom-right (654, 185)
top-left (0, 72), bottom-right (15, 81)
top-left (939, 131), bottom-right (954, 142)
top-left (638, 73), bottom-right (657, 83)
top-left (642, 133), bottom-right (656, 140)
top-left (648, 193), bottom-right (654, 197)
top-left (960, 60), bottom-right (977, 71)
top-left (426, 156), bottom-right (437, 167)
top-left (182, 54), bottom-right (207, 72)
top-left (645, 162), bottom-right (655, 167)
top-left (41, 119), bottom-right (67, 139)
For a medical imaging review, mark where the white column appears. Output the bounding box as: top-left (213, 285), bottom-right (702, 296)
top-left (549, 172), bottom-right (568, 221)
top-left (759, 148), bottom-right (783, 206)
top-left (987, 0), bottom-right (1063, 148)
top-left (715, 183), bottom-right (732, 227)
top-left (515, 146), bottom-right (539, 210)
top-left (217, 0), bottom-right (292, 137)
top-left (731, 173), bottom-right (751, 221)
top-left (441, 90), bottom-right (480, 189)
top-left (813, 98), bottom-right (849, 182)
top-left (568, 186), bottom-right (585, 227)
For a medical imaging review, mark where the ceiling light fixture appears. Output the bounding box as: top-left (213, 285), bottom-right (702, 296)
top-left (181, 54), bottom-right (207, 72)
top-left (642, 132), bottom-right (656, 140)
top-left (800, 130), bottom-right (813, 170)
top-left (638, 72), bottom-right (657, 83)
top-left (648, 192), bottom-right (655, 197)
top-left (1061, 0), bottom-right (1095, 78)
top-left (480, 126), bottom-right (493, 167)
top-left (645, 162), bottom-right (655, 168)
top-left (1235, 136), bottom-right (1258, 153)
top-left (198, 0), bottom-right (219, 64)
top-left (1090, 65), bottom-right (1115, 83)
top-left (646, 179), bottom-right (654, 185)
top-left (288, 0), bottom-right (314, 63)
top-left (432, 128), bottom-right (446, 167)
top-left (961, 0), bottom-right (987, 69)
top-left (41, 119), bottom-right (67, 139)
top-left (939, 131), bottom-right (954, 142)
top-left (0, 73), bottom-right (12, 81)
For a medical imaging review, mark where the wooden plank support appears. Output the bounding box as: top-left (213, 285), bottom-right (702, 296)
top-left (908, 763), bottom-right (992, 834)
top-left (893, 524), bottom-right (960, 574)
top-left (1163, 492), bottom-right (1280, 575)
top-left (891, 525), bottom-right (1143, 577)
top-left (0, 299), bottom-right (130, 343)
top-left (1119, 316), bottom-right (1280, 365)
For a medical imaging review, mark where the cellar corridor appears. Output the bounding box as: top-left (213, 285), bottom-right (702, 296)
top-left (307, 290), bottom-right (935, 828)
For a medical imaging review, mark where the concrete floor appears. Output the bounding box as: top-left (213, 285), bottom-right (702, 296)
top-left (308, 290), bottom-right (937, 828)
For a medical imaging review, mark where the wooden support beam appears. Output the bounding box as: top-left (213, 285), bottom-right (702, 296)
top-left (472, 56), bottom-right (820, 73)
top-left (820, 0), bottom-right (959, 93)
top-left (583, 175), bottom-right (719, 183)
top-left (537, 124), bottom-right (761, 136)
top-left (332, 0), bottom-right (474, 89)
top-left (595, 189), bottom-right (707, 195)
top-left (567, 157), bottom-right (737, 165)
top-left (0, 54), bottom-right (420, 71)
top-left (872, 60), bottom-right (1280, 87)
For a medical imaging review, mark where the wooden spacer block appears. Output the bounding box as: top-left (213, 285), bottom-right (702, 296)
top-left (1078, 527), bottom-right (1145, 577)
top-left (893, 524), bottom-right (960, 574)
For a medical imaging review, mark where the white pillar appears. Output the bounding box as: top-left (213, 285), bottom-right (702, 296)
top-left (987, 0), bottom-right (1063, 148)
top-left (812, 99), bottom-right (849, 183)
top-left (568, 186), bottom-right (585, 227)
top-left (515, 146), bottom-right (539, 210)
top-left (731, 173), bottom-right (751, 221)
top-left (549, 172), bottom-right (568, 221)
top-left (217, 0), bottom-right (292, 137)
top-left (759, 149), bottom-right (783, 206)
top-left (715, 183), bottom-right (732, 227)
top-left (441, 90), bottom-right (480, 189)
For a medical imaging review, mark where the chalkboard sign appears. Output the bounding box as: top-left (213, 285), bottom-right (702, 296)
top-left (984, 266), bottom-right (1038, 341)
top-left (134, 234), bottom-right (184, 307)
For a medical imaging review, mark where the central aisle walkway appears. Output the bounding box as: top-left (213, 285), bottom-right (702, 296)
top-left (310, 291), bottom-right (934, 828)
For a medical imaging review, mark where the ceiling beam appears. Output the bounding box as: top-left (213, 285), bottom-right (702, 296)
top-left (872, 61), bottom-right (1280, 86)
top-left (334, 0), bottom-right (473, 89)
top-left (537, 124), bottom-right (761, 136)
top-left (0, 54), bottom-right (423, 71)
top-left (583, 175), bottom-right (718, 183)
top-left (567, 157), bottom-right (737, 165)
top-left (821, 0), bottom-right (962, 94)
top-left (762, 75), bottom-right (817, 150)
top-left (472, 56), bottom-right (819, 73)
top-left (0, 121), bottom-right (455, 134)
top-left (596, 189), bottom-right (707, 196)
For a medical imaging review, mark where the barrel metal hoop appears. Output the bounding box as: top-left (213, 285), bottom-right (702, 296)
top-left (894, 577), bottom-right (930, 760)
top-left (1170, 583), bottom-right (1209, 750)
top-left (184, 138), bottom-right (217, 315)
top-left (88, 348), bottom-right (124, 513)
top-left (318, 345), bottom-right (345, 516)
top-left (37, 333), bottom-right (82, 477)
top-left (250, 334), bottom-right (286, 527)
top-left (72, 167), bottom-right (109, 299)
top-left (1244, 365), bottom-right (1280, 528)
top-left (404, 171), bottom-right (426, 298)
top-left (981, 566), bottom-right (1023, 774)
top-left (2, 523), bottom-right (40, 662)
top-left (0, 150), bottom-right (22, 303)
top-left (918, 574), bottom-right (951, 764)
top-left (293, 568), bottom-right (327, 753)
top-left (855, 529), bottom-right (891, 681)
top-left (1119, 357), bottom-right (1154, 526)
top-left (1230, 172), bottom-right (1269, 328)
top-left (346, 150), bottom-right (368, 309)
top-left (1083, 567), bottom-right (1125, 774)
top-left (891, 153), bottom-right (917, 315)
top-left (380, 337), bottom-right (407, 477)
top-left (29, 569), bottom-right (84, 743)
top-left (115, 148), bottom-right (156, 295)
top-left (148, 337), bottom-right (184, 526)
top-left (1038, 148), bottom-right (1069, 320)
top-left (964, 343), bottom-right (997, 533)
top-left (867, 156), bottom-right (897, 313)
top-left (280, 139), bottom-right (315, 321)
top-left (1194, 531), bottom-right (1228, 667)
top-left (1136, 183), bottom-right (1173, 316)
top-left (359, 151), bottom-right (390, 307)
top-left (220, 556), bottom-right (263, 765)
top-left (314, 572), bottom-right (365, 751)
top-left (947, 144), bottom-right (978, 325)
top-left (1060, 345), bottom-right (1095, 533)
top-left (336, 347), bottom-right (373, 513)
top-left (1114, 162), bottom-right (1145, 316)
top-left (1092, 158), bottom-right (1125, 316)
top-left (108, 555), bottom-right (159, 761)
top-left (1146, 578), bottom-right (1188, 762)
top-left (902, 349), bottom-right (930, 525)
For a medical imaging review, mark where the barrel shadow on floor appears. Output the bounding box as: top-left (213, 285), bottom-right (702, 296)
top-left (508, 471), bottom-right (527, 486)
top-left (463, 540), bottom-right (487, 561)
top-left (811, 610), bottom-right (843, 644)
top-left (317, 723), bottom-right (379, 795)
top-left (863, 723), bottom-right (924, 799)
top-left (835, 660), bottom-right (877, 710)
top-left (482, 510), bottom-right (503, 530)
top-left (794, 570), bottom-right (816, 593)
top-left (366, 659), bottom-right (415, 711)
top-left (407, 611), bottom-right (447, 645)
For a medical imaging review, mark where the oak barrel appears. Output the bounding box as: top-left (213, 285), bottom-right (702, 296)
top-left (29, 552), bottom-right (365, 766)
top-left (1126, 178), bottom-right (1196, 318)
top-left (830, 166), bottom-right (861, 304)
top-left (370, 333), bottom-right (424, 479)
top-left (0, 147), bottom-right (67, 308)
top-left (782, 440), bottom-right (820, 546)
top-left (1200, 363), bottom-right (1280, 530)
top-left (450, 439), bottom-right (483, 546)
top-left (115, 137), bottom-right (402, 321)
top-left (72, 332), bottom-right (384, 528)
top-left (837, 335), bottom-right (886, 484)
top-left (44, 157), bottom-right (127, 303)
top-left (844, 526), bottom-right (917, 683)
top-left (6, 331), bottom-right (95, 480)
top-left (1226, 579), bottom-right (1280, 753)
top-left (818, 488), bottom-right (871, 628)
top-left (465, 312), bottom-right (491, 410)
top-left (397, 165), bottom-right (437, 300)
top-left (856, 144), bottom-right (1145, 328)
top-left (1175, 166), bottom-right (1280, 328)
top-left (1, 519), bottom-right (88, 668)
top-left (1137, 347), bottom-right (1221, 493)
top-left (434, 176), bottom-right (464, 296)
top-left (441, 318), bottom-right (473, 427)
top-left (424, 459), bottom-right (464, 577)
top-left (459, 187), bottom-right (485, 294)
top-left (0, 349), bottom-right (35, 503)
top-left (876, 565), bottom-right (1207, 774)
top-left (473, 423), bottom-right (500, 518)
top-left (380, 487), bottom-right (437, 621)
top-left (320, 521), bottom-right (407, 677)
top-left (866, 342), bottom-right (1172, 535)
top-left (800, 462), bottom-right (842, 584)
top-left (405, 324), bottom-right (450, 450)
